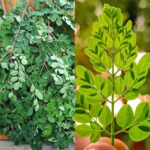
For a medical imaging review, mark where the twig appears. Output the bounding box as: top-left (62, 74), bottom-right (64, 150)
top-left (0, 0), bottom-right (7, 15)
top-left (10, 0), bottom-right (30, 54)
top-left (48, 20), bottom-right (51, 37)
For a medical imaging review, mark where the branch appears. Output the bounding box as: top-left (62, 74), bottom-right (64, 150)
top-left (10, 0), bottom-right (30, 54)
top-left (0, 0), bottom-right (7, 15)
top-left (48, 20), bottom-right (51, 37)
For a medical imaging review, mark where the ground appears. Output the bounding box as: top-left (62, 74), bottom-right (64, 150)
top-left (0, 141), bottom-right (74, 150)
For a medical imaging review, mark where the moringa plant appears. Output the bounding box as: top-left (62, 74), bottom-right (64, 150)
top-left (75, 4), bottom-right (150, 146)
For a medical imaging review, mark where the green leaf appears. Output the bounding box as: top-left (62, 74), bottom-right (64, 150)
top-left (116, 104), bottom-right (134, 128)
top-left (93, 62), bottom-right (106, 72)
top-left (125, 20), bottom-right (132, 30)
top-left (48, 116), bottom-right (55, 123)
top-left (76, 111), bottom-right (92, 123)
top-left (27, 108), bottom-right (33, 116)
top-left (8, 92), bottom-right (13, 98)
top-left (1, 62), bottom-right (8, 70)
top-left (124, 71), bottom-right (135, 88)
top-left (106, 36), bottom-right (113, 48)
top-left (101, 79), bottom-right (113, 97)
top-left (13, 82), bottom-right (21, 91)
top-left (21, 58), bottom-right (28, 65)
top-left (10, 70), bottom-right (18, 76)
top-left (60, 0), bottom-right (67, 6)
top-left (134, 102), bottom-right (149, 123)
top-left (34, 99), bottom-right (38, 105)
top-left (10, 77), bottom-right (18, 82)
top-left (129, 126), bottom-right (149, 142)
top-left (94, 75), bottom-right (104, 89)
top-left (124, 89), bottom-right (139, 100)
top-left (76, 65), bottom-right (94, 85)
top-left (138, 53), bottom-right (150, 73)
top-left (35, 89), bottom-right (43, 100)
top-left (76, 124), bottom-right (93, 138)
top-left (90, 122), bottom-right (101, 130)
top-left (30, 85), bottom-right (35, 93)
top-left (129, 120), bottom-right (150, 142)
top-left (90, 132), bottom-right (101, 143)
top-left (79, 85), bottom-right (97, 96)
top-left (35, 103), bottom-right (39, 111)
top-left (115, 52), bottom-right (124, 69)
top-left (42, 125), bottom-right (52, 137)
top-left (114, 77), bottom-right (125, 94)
top-left (56, 18), bottom-right (62, 26)
top-left (19, 77), bottom-right (25, 82)
top-left (89, 104), bottom-right (101, 117)
top-left (98, 106), bottom-right (112, 126)
top-left (86, 94), bottom-right (103, 104)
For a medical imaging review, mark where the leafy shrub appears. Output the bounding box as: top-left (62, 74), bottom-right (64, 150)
top-left (0, 0), bottom-right (74, 149)
top-left (75, 4), bottom-right (150, 145)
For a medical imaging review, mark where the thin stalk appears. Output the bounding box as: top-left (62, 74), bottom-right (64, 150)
top-left (111, 53), bottom-right (115, 145)
top-left (1, 0), bottom-right (7, 15)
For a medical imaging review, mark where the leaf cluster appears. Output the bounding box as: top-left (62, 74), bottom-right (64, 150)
top-left (75, 4), bottom-right (150, 143)
top-left (0, 0), bottom-right (74, 149)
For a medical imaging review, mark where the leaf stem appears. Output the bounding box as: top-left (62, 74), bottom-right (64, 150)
top-left (111, 53), bottom-right (115, 145)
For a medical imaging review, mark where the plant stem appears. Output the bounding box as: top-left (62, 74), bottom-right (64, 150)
top-left (111, 53), bottom-right (115, 145)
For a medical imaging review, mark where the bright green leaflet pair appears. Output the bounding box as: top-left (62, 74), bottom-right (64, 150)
top-left (75, 4), bottom-right (150, 145)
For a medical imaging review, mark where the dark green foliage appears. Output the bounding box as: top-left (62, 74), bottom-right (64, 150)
top-left (0, 0), bottom-right (74, 149)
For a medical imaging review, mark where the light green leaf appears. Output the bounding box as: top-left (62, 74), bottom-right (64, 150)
top-left (90, 122), bottom-right (101, 130)
top-left (101, 79), bottom-right (113, 97)
top-left (89, 104), bottom-right (101, 117)
top-left (35, 89), bottom-right (43, 100)
top-left (34, 99), bottom-right (38, 105)
top-left (1, 62), bottom-right (8, 70)
top-left (30, 85), bottom-right (35, 93)
top-left (129, 120), bottom-right (150, 142)
top-left (134, 102), bottom-right (149, 123)
top-left (21, 58), bottom-right (28, 65)
top-left (125, 20), bottom-right (132, 30)
top-left (56, 18), bottom-right (62, 26)
top-left (98, 106), bottom-right (112, 126)
top-left (13, 82), bottom-right (21, 91)
top-left (42, 125), bottom-right (52, 137)
top-left (19, 77), bottom-right (25, 82)
top-left (27, 108), bottom-right (33, 116)
top-left (124, 89), bottom-right (139, 100)
top-left (10, 77), bottom-right (18, 82)
top-left (124, 71), bottom-right (135, 88)
top-left (116, 104), bottom-right (134, 128)
top-left (76, 124), bottom-right (93, 138)
top-left (93, 62), bottom-right (106, 72)
top-left (35, 103), bottom-right (39, 111)
top-left (8, 92), bottom-right (13, 98)
top-left (138, 53), bottom-right (150, 73)
top-left (59, 106), bottom-right (64, 111)
top-left (114, 77), bottom-right (125, 94)
top-left (86, 94), bottom-right (103, 104)
top-left (115, 53), bottom-right (124, 69)
top-left (94, 75), bottom-right (104, 89)
top-left (10, 70), bottom-right (18, 76)
top-left (76, 65), bottom-right (94, 85)
top-left (76, 110), bottom-right (92, 123)
top-left (90, 132), bottom-right (101, 143)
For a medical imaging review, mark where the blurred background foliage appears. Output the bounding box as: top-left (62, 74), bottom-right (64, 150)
top-left (76, 0), bottom-right (150, 95)
top-left (76, 0), bottom-right (150, 149)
